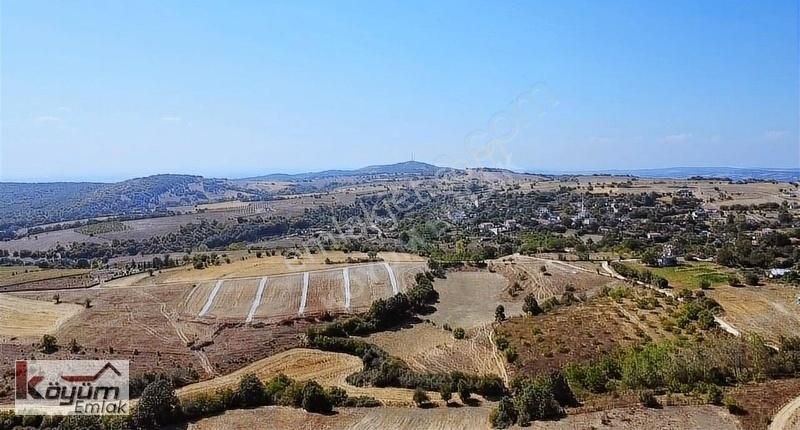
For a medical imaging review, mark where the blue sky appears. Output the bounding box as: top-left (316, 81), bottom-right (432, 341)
top-left (1, 0), bottom-right (798, 182)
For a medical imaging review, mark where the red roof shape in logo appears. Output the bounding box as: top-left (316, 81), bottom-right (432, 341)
top-left (61, 362), bottom-right (122, 383)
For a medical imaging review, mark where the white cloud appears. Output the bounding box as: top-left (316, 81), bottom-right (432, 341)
top-left (764, 129), bottom-right (787, 140)
top-left (660, 133), bottom-right (693, 144)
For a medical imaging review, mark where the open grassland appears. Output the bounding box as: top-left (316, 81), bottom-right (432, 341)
top-left (497, 287), bottom-right (674, 378)
top-left (429, 271), bottom-right (519, 329)
top-left (709, 285), bottom-right (800, 345)
top-left (0, 294), bottom-right (83, 340)
top-left (361, 322), bottom-right (502, 376)
top-left (177, 348), bottom-right (422, 407)
top-left (0, 266), bottom-right (91, 287)
top-left (191, 403), bottom-right (743, 430)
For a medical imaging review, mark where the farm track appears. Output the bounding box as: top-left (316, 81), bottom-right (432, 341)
top-left (769, 393), bottom-right (800, 430)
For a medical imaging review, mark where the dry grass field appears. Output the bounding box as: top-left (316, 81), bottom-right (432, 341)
top-left (428, 271), bottom-right (519, 329)
top-left (709, 284), bottom-right (800, 345)
top-left (305, 269), bottom-right (347, 314)
top-left (361, 322), bottom-right (502, 376)
top-left (177, 348), bottom-right (422, 406)
top-left (250, 274), bottom-right (303, 321)
top-left (191, 403), bottom-right (743, 430)
top-left (348, 264), bottom-right (395, 310)
top-left (204, 278), bottom-right (261, 320)
top-left (122, 251), bottom-right (423, 286)
top-left (491, 255), bottom-right (613, 302)
top-left (497, 288), bottom-right (673, 378)
top-left (0, 294), bottom-right (83, 340)
top-left (0, 266), bottom-right (91, 287)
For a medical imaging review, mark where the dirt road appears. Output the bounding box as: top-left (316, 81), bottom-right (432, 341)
top-left (769, 394), bottom-right (800, 430)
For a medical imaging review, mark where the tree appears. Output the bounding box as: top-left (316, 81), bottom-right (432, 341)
top-left (489, 397), bottom-right (517, 429)
top-left (699, 279), bottom-right (712, 290)
top-left (413, 387), bottom-right (430, 407)
top-left (439, 385), bottom-right (453, 405)
top-left (744, 273), bottom-right (759, 286)
top-left (523, 294), bottom-right (543, 316)
top-left (453, 327), bottom-right (465, 339)
top-left (52, 294), bottom-right (60, 304)
top-left (457, 380), bottom-right (471, 403)
top-left (495, 305), bottom-right (506, 322)
top-left (728, 275), bottom-right (742, 287)
top-left (301, 381), bottom-right (332, 414)
top-left (133, 379), bottom-right (180, 428)
top-left (238, 373), bottom-right (267, 407)
top-left (40, 334), bottom-right (57, 353)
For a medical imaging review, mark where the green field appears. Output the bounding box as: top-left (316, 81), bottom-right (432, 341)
top-left (624, 261), bottom-right (735, 290)
top-left (0, 266), bottom-right (91, 287)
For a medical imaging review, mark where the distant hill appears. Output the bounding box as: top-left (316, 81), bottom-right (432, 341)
top-left (242, 161), bottom-right (453, 181)
top-left (548, 167), bottom-right (800, 182)
top-left (0, 175), bottom-right (253, 233)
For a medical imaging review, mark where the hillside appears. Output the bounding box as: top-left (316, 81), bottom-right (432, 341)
top-left (0, 175), bottom-right (254, 233)
top-left (243, 161), bottom-right (454, 181)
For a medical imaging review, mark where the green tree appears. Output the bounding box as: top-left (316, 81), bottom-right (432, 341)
top-left (453, 327), bottom-right (465, 339)
top-left (301, 381), bottom-right (332, 414)
top-left (413, 387), bottom-right (430, 407)
top-left (489, 396), bottom-right (517, 428)
top-left (522, 294), bottom-right (543, 316)
top-left (495, 305), bottom-right (506, 322)
top-left (39, 334), bottom-right (57, 353)
top-left (457, 380), bottom-right (471, 403)
top-left (439, 384), bottom-right (453, 405)
top-left (133, 379), bottom-right (180, 428)
top-left (238, 373), bottom-right (267, 407)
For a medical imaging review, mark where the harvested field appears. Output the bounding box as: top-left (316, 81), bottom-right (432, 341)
top-left (180, 281), bottom-right (222, 317)
top-left (362, 322), bottom-right (502, 376)
top-left (710, 285), bottom-right (800, 345)
top-left (429, 271), bottom-right (519, 329)
top-left (348, 264), bottom-right (394, 310)
top-left (125, 252), bottom-right (423, 287)
top-left (305, 269), bottom-right (347, 314)
top-left (0, 229), bottom-right (108, 252)
top-left (205, 278), bottom-right (261, 320)
top-left (492, 255), bottom-right (613, 302)
top-left (0, 294), bottom-right (83, 340)
top-left (251, 274), bottom-right (303, 321)
top-left (191, 404), bottom-right (742, 430)
top-left (393, 262), bottom-right (427, 292)
top-left (177, 348), bottom-right (421, 406)
top-left (497, 289), bottom-right (673, 378)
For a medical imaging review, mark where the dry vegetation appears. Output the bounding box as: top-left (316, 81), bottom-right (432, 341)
top-left (496, 286), bottom-right (675, 378)
top-left (0, 294), bottom-right (83, 340)
top-left (429, 271), bottom-right (519, 329)
top-left (362, 322), bottom-right (502, 376)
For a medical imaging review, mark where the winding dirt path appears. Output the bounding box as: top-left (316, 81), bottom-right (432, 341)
top-left (769, 394), bottom-right (800, 430)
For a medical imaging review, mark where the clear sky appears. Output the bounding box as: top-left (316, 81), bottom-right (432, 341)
top-left (1, 0), bottom-right (798, 182)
